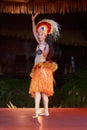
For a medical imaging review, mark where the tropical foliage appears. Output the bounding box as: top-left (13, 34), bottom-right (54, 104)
top-left (60, 67), bottom-right (87, 107)
top-left (0, 77), bottom-right (34, 108)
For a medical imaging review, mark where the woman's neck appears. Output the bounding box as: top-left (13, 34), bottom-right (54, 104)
top-left (39, 39), bottom-right (46, 44)
top-left (39, 41), bottom-right (46, 45)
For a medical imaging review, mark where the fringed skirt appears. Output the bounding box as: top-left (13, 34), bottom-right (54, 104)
top-left (29, 61), bottom-right (58, 98)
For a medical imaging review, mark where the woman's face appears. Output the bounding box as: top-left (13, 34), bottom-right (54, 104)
top-left (37, 31), bottom-right (46, 42)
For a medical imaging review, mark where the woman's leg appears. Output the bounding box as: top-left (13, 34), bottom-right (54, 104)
top-left (41, 93), bottom-right (49, 115)
top-left (32, 92), bottom-right (41, 118)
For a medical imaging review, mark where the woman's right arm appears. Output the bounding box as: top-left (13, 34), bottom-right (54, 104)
top-left (32, 13), bottom-right (39, 43)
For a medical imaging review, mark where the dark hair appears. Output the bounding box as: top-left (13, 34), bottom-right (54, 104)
top-left (46, 35), bottom-right (54, 60)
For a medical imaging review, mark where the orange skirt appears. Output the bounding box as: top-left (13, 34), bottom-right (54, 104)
top-left (29, 61), bottom-right (58, 98)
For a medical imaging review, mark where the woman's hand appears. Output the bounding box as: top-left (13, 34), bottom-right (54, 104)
top-left (32, 13), bottom-right (39, 21)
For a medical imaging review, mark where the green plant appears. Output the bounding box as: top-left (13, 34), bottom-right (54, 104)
top-left (60, 68), bottom-right (87, 107)
top-left (0, 76), bottom-right (34, 108)
top-left (7, 101), bottom-right (16, 108)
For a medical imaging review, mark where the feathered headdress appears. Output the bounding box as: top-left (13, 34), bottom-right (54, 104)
top-left (36, 19), bottom-right (60, 41)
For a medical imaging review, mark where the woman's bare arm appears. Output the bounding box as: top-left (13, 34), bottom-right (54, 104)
top-left (32, 13), bottom-right (40, 43)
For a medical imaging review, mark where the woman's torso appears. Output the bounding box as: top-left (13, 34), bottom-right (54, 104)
top-left (34, 43), bottom-right (49, 65)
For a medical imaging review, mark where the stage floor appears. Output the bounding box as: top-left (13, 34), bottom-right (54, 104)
top-left (0, 108), bottom-right (87, 130)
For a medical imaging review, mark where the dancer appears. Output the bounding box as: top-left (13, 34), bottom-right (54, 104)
top-left (29, 13), bottom-right (60, 118)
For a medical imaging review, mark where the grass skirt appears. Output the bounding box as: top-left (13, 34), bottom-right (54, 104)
top-left (29, 61), bottom-right (58, 98)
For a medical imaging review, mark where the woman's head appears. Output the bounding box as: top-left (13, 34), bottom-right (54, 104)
top-left (36, 21), bottom-right (51, 43)
top-left (36, 19), bottom-right (60, 41)
top-left (37, 31), bottom-right (47, 42)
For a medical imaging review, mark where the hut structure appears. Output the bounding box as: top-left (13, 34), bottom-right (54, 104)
top-left (0, 0), bottom-right (87, 75)
top-left (0, 0), bottom-right (87, 14)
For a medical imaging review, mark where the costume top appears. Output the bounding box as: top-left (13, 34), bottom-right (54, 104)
top-left (34, 43), bottom-right (49, 65)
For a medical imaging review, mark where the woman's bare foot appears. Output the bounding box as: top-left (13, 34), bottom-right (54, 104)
top-left (39, 112), bottom-right (49, 116)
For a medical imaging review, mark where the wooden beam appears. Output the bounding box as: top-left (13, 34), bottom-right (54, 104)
top-left (0, 0), bottom-right (28, 3)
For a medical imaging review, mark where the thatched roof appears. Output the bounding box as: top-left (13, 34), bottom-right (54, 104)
top-left (0, 0), bottom-right (87, 14)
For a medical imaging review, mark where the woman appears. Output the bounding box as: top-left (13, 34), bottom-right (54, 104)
top-left (29, 13), bottom-right (60, 118)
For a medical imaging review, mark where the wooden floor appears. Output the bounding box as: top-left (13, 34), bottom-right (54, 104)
top-left (0, 108), bottom-right (87, 130)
